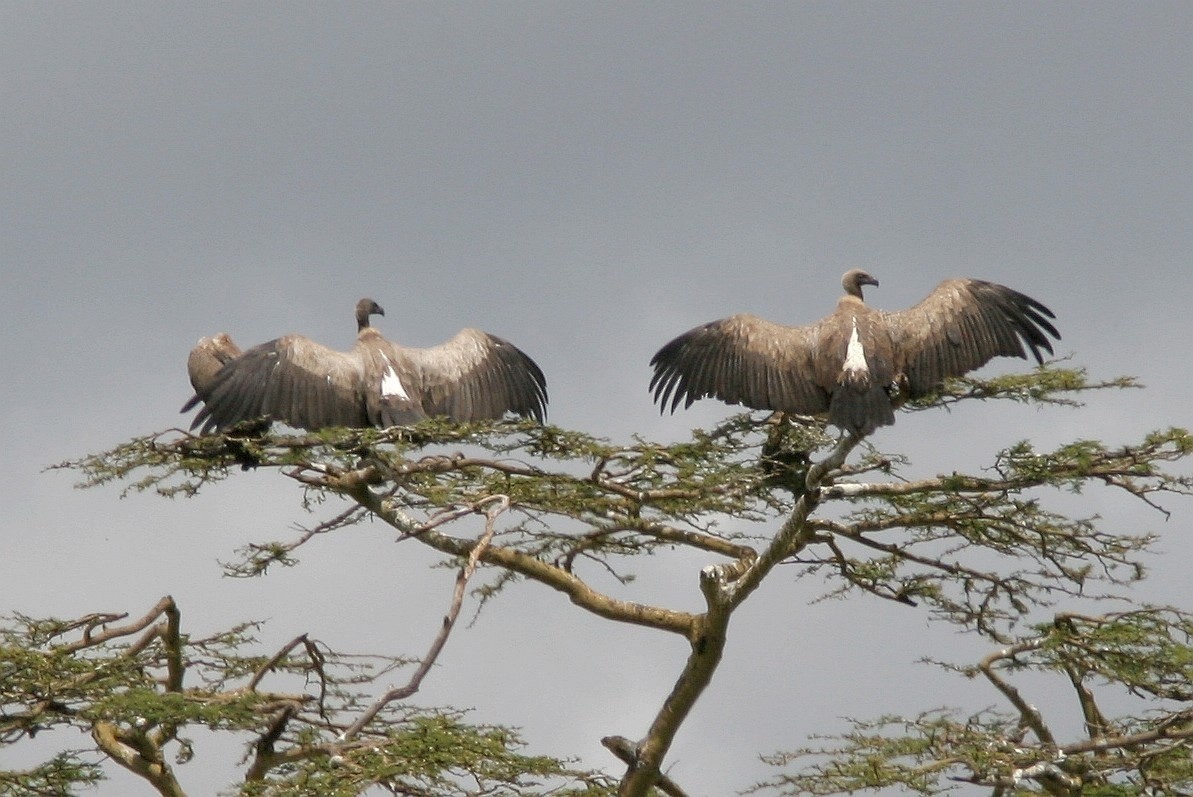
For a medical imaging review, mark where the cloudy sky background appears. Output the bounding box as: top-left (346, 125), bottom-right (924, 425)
top-left (3, 3), bottom-right (1191, 793)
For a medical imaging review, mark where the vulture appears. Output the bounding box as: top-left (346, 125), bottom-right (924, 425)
top-left (649, 270), bottom-right (1060, 437)
top-left (183, 298), bottom-right (548, 433)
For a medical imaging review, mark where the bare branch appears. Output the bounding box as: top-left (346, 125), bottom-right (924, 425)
top-left (247, 633), bottom-right (310, 693)
top-left (56, 596), bottom-right (176, 654)
top-left (979, 638), bottom-right (1056, 747)
top-left (340, 496), bottom-right (508, 743)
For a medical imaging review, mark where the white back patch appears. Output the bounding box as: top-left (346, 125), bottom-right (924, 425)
top-left (379, 354), bottom-right (410, 400)
top-left (843, 319), bottom-right (868, 375)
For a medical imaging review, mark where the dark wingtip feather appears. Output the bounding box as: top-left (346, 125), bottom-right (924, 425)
top-left (188, 405), bottom-right (208, 432)
top-left (649, 333), bottom-right (698, 414)
top-left (1005, 289), bottom-right (1061, 364)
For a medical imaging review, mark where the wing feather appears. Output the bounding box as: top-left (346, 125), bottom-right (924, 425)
top-left (884, 279), bottom-right (1060, 397)
top-left (649, 314), bottom-right (829, 414)
top-left (191, 336), bottom-right (369, 432)
top-left (404, 329), bottom-right (548, 422)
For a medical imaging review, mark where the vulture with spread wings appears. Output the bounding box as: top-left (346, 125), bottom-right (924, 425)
top-left (649, 270), bottom-right (1059, 437)
top-left (183, 298), bottom-right (547, 433)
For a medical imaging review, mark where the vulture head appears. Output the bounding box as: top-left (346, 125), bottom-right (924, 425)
top-left (355, 298), bottom-right (385, 331)
top-left (842, 269), bottom-right (879, 299)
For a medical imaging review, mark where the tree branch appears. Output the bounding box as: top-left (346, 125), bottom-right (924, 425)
top-left (602, 735), bottom-right (691, 797)
top-left (721, 433), bottom-right (862, 605)
top-left (246, 634), bottom-right (310, 693)
top-left (341, 495), bottom-right (508, 742)
top-left (343, 478), bottom-right (700, 639)
top-left (1061, 711), bottom-right (1193, 755)
top-left (979, 638), bottom-right (1056, 747)
top-left (92, 722), bottom-right (187, 797)
top-left (617, 433), bottom-right (862, 797)
top-left (56, 595), bottom-right (177, 654)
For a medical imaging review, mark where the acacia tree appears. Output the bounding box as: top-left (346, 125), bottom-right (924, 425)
top-left (4, 366), bottom-right (1192, 796)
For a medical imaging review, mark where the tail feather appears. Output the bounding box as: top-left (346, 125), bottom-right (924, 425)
top-left (829, 384), bottom-right (895, 437)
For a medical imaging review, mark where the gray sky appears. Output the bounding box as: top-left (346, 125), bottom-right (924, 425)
top-left (3, 3), bottom-right (1191, 794)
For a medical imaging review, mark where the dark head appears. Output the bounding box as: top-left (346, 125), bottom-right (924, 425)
top-left (842, 269), bottom-right (879, 300)
top-left (355, 298), bottom-right (385, 331)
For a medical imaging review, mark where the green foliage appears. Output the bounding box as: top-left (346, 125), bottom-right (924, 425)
top-left (1039, 609), bottom-right (1193, 701)
top-left (797, 423), bottom-right (1190, 637)
top-left (238, 713), bottom-right (615, 797)
top-left (904, 366), bottom-right (1140, 411)
top-left (0, 751), bottom-right (104, 796)
top-left (753, 608), bottom-right (1193, 795)
top-left (0, 601), bottom-right (610, 796)
top-left (58, 413), bottom-right (815, 583)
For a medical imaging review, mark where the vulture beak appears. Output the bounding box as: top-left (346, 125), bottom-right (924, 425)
top-left (864, 275), bottom-right (880, 288)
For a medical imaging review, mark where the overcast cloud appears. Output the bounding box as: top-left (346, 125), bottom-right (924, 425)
top-left (3, 3), bottom-right (1191, 794)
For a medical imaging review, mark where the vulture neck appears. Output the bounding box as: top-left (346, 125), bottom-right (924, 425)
top-left (837, 294), bottom-right (867, 313)
top-left (357, 327), bottom-right (382, 343)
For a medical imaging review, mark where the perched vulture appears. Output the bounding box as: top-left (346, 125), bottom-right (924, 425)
top-left (183, 298), bottom-right (548, 433)
top-left (649, 270), bottom-right (1060, 437)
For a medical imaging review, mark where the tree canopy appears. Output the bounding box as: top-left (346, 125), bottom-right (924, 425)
top-left (4, 365), bottom-right (1192, 796)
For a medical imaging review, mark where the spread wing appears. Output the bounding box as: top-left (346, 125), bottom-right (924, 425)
top-left (189, 336), bottom-right (369, 433)
top-left (649, 314), bottom-right (829, 414)
top-left (405, 329), bottom-right (548, 422)
top-left (181, 333), bottom-right (242, 413)
top-left (884, 279), bottom-right (1060, 397)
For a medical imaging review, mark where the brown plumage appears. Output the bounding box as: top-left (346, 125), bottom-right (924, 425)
top-left (181, 333), bottom-right (242, 414)
top-left (183, 298), bottom-right (547, 433)
top-left (649, 269), bottom-right (1060, 437)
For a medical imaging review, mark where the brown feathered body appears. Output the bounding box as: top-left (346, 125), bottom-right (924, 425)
top-left (183, 298), bottom-right (547, 433)
top-left (650, 270), bottom-right (1059, 437)
top-left (182, 333), bottom-right (243, 412)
